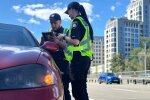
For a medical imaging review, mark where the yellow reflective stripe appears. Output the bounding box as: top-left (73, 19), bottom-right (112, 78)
top-left (76, 17), bottom-right (86, 29)
top-left (80, 38), bottom-right (90, 45)
top-left (74, 46), bottom-right (83, 51)
top-left (65, 16), bottom-right (93, 60)
top-left (64, 49), bottom-right (72, 56)
top-left (63, 28), bottom-right (68, 35)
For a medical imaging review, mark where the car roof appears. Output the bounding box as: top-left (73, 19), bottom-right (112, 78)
top-left (0, 23), bottom-right (26, 32)
top-left (0, 23), bottom-right (39, 46)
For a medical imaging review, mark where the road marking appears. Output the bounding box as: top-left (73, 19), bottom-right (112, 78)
top-left (112, 88), bottom-right (150, 94)
top-left (89, 99), bottom-right (95, 100)
top-left (70, 93), bottom-right (95, 100)
top-left (112, 88), bottom-right (137, 92)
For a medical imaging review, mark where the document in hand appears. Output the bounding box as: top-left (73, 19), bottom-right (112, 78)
top-left (42, 32), bottom-right (55, 41)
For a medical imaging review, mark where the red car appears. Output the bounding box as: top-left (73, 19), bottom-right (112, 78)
top-left (0, 23), bottom-right (64, 100)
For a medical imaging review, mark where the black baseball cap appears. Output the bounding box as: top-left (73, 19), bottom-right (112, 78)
top-left (65, 2), bottom-right (80, 14)
top-left (49, 13), bottom-right (61, 21)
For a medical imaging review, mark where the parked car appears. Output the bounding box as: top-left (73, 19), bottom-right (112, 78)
top-left (98, 73), bottom-right (120, 84)
top-left (0, 23), bottom-right (64, 100)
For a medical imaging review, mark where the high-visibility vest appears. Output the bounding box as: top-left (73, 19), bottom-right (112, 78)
top-left (64, 16), bottom-right (93, 61)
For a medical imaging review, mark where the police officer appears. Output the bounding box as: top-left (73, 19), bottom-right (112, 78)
top-left (40, 13), bottom-right (71, 100)
top-left (57, 2), bottom-right (93, 100)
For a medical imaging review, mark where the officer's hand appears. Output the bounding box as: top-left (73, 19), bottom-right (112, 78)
top-left (54, 38), bottom-right (60, 44)
top-left (57, 34), bottom-right (65, 40)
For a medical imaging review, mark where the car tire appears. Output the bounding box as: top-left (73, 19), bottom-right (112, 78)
top-left (117, 81), bottom-right (120, 84)
top-left (106, 80), bottom-right (109, 84)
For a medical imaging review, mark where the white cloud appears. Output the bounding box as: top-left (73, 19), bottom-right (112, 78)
top-left (80, 2), bottom-right (93, 16)
top-left (13, 2), bottom-right (99, 23)
top-left (95, 14), bottom-right (100, 18)
top-left (17, 18), bottom-right (41, 25)
top-left (116, 2), bottom-right (121, 7)
top-left (111, 6), bottom-right (115, 11)
top-left (12, 5), bottom-right (21, 13)
top-left (28, 18), bottom-right (40, 25)
top-left (110, 2), bottom-right (121, 12)
top-left (13, 3), bottom-right (69, 21)
top-left (53, 2), bottom-right (63, 6)
top-left (17, 18), bottom-right (26, 23)
top-left (25, 4), bottom-right (44, 9)
top-left (88, 17), bottom-right (93, 23)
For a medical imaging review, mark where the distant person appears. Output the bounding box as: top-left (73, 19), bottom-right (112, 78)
top-left (118, 74), bottom-right (122, 84)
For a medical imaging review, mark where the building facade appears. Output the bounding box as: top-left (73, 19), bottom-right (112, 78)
top-left (91, 36), bottom-right (104, 72)
top-left (126, 0), bottom-right (150, 36)
top-left (104, 17), bottom-right (141, 72)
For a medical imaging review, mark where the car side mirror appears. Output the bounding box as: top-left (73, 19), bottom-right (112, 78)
top-left (40, 41), bottom-right (59, 52)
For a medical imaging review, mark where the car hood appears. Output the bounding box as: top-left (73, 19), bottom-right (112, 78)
top-left (0, 45), bottom-right (41, 69)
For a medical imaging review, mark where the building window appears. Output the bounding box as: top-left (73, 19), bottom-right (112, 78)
top-left (134, 39), bottom-right (139, 43)
top-left (111, 43), bottom-right (116, 47)
top-left (124, 27), bottom-right (128, 31)
top-left (111, 48), bottom-right (116, 52)
top-left (113, 27), bottom-right (116, 32)
top-left (111, 33), bottom-right (116, 37)
top-left (134, 44), bottom-right (139, 48)
top-left (111, 38), bottom-right (116, 42)
top-left (134, 34), bottom-right (138, 38)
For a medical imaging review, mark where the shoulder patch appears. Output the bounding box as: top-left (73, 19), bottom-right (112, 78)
top-left (72, 21), bottom-right (78, 29)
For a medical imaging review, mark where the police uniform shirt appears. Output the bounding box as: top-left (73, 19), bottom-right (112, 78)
top-left (50, 26), bottom-right (66, 61)
top-left (70, 15), bottom-right (86, 56)
top-left (52, 26), bottom-right (64, 36)
top-left (70, 15), bottom-right (85, 42)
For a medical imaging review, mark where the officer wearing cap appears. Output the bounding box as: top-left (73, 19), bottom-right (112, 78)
top-left (57, 2), bottom-right (93, 100)
top-left (40, 13), bottom-right (71, 100)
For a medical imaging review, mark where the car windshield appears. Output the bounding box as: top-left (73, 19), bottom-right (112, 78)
top-left (107, 73), bottom-right (115, 76)
top-left (0, 27), bottom-right (37, 47)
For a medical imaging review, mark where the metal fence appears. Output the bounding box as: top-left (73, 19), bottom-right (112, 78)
top-left (87, 70), bottom-right (150, 84)
top-left (88, 70), bottom-right (150, 78)
top-left (117, 70), bottom-right (150, 78)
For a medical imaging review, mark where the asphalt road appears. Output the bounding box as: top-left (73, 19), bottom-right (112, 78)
top-left (86, 83), bottom-right (150, 100)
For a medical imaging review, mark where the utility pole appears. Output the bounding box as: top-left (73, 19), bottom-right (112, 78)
top-left (144, 42), bottom-right (147, 76)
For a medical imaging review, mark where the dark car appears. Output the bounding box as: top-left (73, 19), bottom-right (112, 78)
top-left (98, 73), bottom-right (120, 84)
top-left (0, 23), bottom-right (64, 100)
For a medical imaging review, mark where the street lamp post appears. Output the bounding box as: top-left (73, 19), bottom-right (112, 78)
top-left (144, 42), bottom-right (147, 76)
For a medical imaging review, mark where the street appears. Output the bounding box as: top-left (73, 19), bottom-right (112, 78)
top-left (70, 83), bottom-right (150, 100)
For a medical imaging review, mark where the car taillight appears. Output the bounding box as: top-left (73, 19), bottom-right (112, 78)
top-left (0, 64), bottom-right (56, 90)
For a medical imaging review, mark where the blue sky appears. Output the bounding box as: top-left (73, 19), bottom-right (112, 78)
top-left (0, 0), bottom-right (130, 41)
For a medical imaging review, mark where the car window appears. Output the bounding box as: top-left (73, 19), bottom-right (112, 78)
top-left (0, 28), bottom-right (37, 47)
top-left (107, 73), bottom-right (115, 76)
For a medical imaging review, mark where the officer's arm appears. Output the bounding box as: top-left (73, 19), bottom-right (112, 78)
top-left (64, 20), bottom-right (81, 46)
top-left (65, 37), bottom-right (79, 46)
top-left (54, 38), bottom-right (66, 49)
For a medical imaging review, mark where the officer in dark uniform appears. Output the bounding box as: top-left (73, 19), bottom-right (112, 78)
top-left (57, 2), bottom-right (93, 100)
top-left (40, 13), bottom-right (71, 100)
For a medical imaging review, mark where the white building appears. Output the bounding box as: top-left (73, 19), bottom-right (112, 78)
top-left (104, 17), bottom-right (141, 72)
top-left (126, 0), bottom-right (150, 36)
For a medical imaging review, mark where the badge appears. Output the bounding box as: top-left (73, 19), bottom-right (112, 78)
top-left (72, 21), bottom-right (78, 29)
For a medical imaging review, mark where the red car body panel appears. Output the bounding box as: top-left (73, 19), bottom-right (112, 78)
top-left (0, 45), bottom-right (63, 100)
top-left (0, 86), bottom-right (63, 100)
top-left (0, 45), bottom-right (41, 69)
top-left (0, 23), bottom-right (63, 100)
